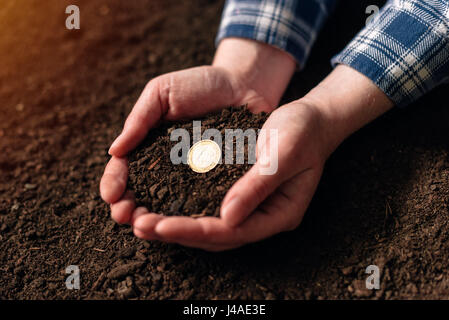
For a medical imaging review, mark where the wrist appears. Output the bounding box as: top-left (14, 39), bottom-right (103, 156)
top-left (301, 65), bottom-right (394, 157)
top-left (213, 38), bottom-right (296, 107)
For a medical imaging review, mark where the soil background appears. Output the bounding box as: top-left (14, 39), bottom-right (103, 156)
top-left (0, 0), bottom-right (448, 299)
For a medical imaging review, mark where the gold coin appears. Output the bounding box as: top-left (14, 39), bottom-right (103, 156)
top-left (187, 139), bottom-right (221, 173)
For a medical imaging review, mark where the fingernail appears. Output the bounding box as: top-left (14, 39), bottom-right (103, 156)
top-left (108, 135), bottom-right (121, 155)
top-left (222, 197), bottom-right (241, 223)
top-left (153, 223), bottom-right (163, 236)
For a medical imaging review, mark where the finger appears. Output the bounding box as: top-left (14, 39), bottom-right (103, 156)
top-left (159, 169), bottom-right (320, 250)
top-left (167, 239), bottom-right (236, 252)
top-left (133, 217), bottom-right (234, 251)
top-left (129, 214), bottom-right (229, 250)
top-left (266, 168), bottom-right (320, 230)
top-left (152, 212), bottom-right (279, 251)
top-left (131, 208), bottom-right (165, 241)
top-left (255, 167), bottom-right (322, 237)
top-left (220, 160), bottom-right (289, 227)
top-left (129, 206), bottom-right (150, 224)
top-left (109, 82), bottom-right (164, 157)
top-left (100, 156), bottom-right (128, 204)
top-left (110, 190), bottom-right (135, 225)
top-left (154, 216), bottom-right (237, 243)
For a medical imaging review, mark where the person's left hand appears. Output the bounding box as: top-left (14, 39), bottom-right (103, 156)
top-left (130, 99), bottom-right (332, 251)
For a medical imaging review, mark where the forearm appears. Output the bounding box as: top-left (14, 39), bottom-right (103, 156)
top-left (213, 41), bottom-right (394, 157)
top-left (303, 64), bottom-right (394, 157)
top-left (212, 0), bottom-right (337, 108)
top-left (331, 0), bottom-right (449, 107)
top-left (314, 0), bottom-right (449, 155)
top-left (212, 38), bottom-right (296, 107)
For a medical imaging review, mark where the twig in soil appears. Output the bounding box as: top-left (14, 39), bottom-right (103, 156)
top-left (191, 208), bottom-right (208, 219)
top-left (385, 200), bottom-right (392, 218)
top-left (384, 200), bottom-right (394, 229)
top-left (75, 230), bottom-right (82, 243)
top-left (92, 271), bottom-right (106, 291)
top-left (29, 247), bottom-right (41, 250)
top-left (148, 157), bottom-right (161, 171)
top-left (105, 238), bottom-right (114, 248)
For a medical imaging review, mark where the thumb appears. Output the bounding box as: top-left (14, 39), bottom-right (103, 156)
top-left (109, 81), bottom-right (164, 157)
top-left (220, 159), bottom-right (285, 227)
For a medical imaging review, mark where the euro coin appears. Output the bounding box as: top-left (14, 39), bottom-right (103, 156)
top-left (187, 139), bottom-right (221, 173)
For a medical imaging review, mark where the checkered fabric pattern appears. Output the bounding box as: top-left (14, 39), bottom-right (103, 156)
top-left (215, 0), bottom-right (337, 68)
top-left (332, 0), bottom-right (449, 107)
top-left (216, 0), bottom-right (449, 107)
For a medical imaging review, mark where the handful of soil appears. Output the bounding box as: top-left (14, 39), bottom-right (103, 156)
top-left (128, 106), bottom-right (269, 217)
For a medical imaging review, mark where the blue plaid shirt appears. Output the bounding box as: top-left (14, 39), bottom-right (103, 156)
top-left (216, 0), bottom-right (449, 107)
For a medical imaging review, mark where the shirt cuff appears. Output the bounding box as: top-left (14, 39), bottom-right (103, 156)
top-left (215, 0), bottom-right (335, 69)
top-left (331, 0), bottom-right (449, 107)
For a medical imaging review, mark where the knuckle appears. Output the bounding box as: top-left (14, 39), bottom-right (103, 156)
top-left (284, 211), bottom-right (302, 231)
top-left (251, 176), bottom-right (271, 203)
top-left (284, 219), bottom-right (300, 232)
top-left (145, 77), bottom-right (159, 91)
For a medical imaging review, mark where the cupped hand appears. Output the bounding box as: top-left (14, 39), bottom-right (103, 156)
top-left (127, 100), bottom-right (331, 251)
top-left (117, 63), bottom-right (393, 251)
top-left (100, 65), bottom-right (272, 226)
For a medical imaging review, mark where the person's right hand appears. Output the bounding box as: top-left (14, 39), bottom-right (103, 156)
top-left (100, 38), bottom-right (296, 226)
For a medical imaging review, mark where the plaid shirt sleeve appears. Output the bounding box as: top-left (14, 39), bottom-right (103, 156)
top-left (332, 0), bottom-right (449, 107)
top-left (215, 0), bottom-right (337, 68)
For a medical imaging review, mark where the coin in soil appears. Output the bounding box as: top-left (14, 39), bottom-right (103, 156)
top-left (187, 139), bottom-right (221, 173)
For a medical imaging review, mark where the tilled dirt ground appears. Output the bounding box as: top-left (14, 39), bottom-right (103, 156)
top-left (1, 0), bottom-right (448, 299)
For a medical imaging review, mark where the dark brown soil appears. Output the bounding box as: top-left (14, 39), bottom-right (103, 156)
top-left (128, 107), bottom-right (267, 217)
top-left (1, 0), bottom-right (449, 300)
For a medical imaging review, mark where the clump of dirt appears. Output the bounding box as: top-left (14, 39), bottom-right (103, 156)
top-left (128, 106), bottom-right (268, 217)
